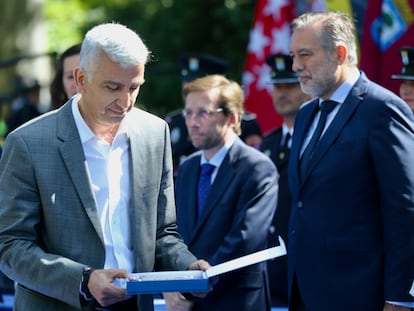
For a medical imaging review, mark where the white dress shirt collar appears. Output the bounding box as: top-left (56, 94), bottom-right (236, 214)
top-left (200, 131), bottom-right (237, 182)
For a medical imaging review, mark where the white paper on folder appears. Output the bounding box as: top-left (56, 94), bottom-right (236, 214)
top-left (117, 236), bottom-right (286, 290)
top-left (206, 236), bottom-right (286, 278)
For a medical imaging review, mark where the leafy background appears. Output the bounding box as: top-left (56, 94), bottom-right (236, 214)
top-left (44, 0), bottom-right (256, 117)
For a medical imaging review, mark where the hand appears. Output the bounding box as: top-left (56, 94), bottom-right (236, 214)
top-left (188, 259), bottom-right (210, 271)
top-left (163, 292), bottom-right (194, 311)
top-left (187, 259), bottom-right (212, 299)
top-left (88, 269), bottom-right (132, 307)
top-left (383, 302), bottom-right (412, 311)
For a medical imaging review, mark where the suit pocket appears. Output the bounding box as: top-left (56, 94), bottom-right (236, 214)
top-left (325, 237), bottom-right (380, 253)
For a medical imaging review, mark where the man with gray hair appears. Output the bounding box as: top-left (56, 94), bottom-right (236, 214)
top-left (0, 22), bottom-right (208, 311)
top-left (288, 11), bottom-right (414, 311)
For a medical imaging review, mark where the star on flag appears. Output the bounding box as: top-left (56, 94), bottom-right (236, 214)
top-left (242, 0), bottom-right (296, 134)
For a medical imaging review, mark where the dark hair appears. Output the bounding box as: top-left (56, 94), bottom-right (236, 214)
top-left (49, 43), bottom-right (81, 110)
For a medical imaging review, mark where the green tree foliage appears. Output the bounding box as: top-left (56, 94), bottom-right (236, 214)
top-left (44, 0), bottom-right (88, 52)
top-left (45, 0), bottom-right (256, 117)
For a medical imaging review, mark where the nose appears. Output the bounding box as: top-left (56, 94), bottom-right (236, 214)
top-left (119, 91), bottom-right (135, 108)
top-left (292, 56), bottom-right (302, 73)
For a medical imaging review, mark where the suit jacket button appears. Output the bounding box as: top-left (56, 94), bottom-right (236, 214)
top-left (297, 201), bottom-right (303, 208)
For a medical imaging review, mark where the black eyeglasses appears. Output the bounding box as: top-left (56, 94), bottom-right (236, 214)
top-left (182, 108), bottom-right (224, 120)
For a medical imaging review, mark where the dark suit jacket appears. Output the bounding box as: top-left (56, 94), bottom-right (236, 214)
top-left (260, 128), bottom-right (291, 306)
top-left (176, 137), bottom-right (278, 311)
top-left (287, 72), bottom-right (414, 310)
top-left (0, 100), bottom-right (197, 311)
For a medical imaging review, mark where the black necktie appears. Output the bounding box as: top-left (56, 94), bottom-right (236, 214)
top-left (278, 132), bottom-right (291, 161)
top-left (282, 132), bottom-right (291, 149)
top-left (300, 100), bottom-right (337, 180)
top-left (197, 163), bottom-right (215, 216)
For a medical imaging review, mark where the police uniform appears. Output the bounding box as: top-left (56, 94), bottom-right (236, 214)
top-left (391, 46), bottom-right (414, 80)
top-left (240, 111), bottom-right (262, 149)
top-left (165, 109), bottom-right (196, 175)
top-left (260, 54), bottom-right (299, 307)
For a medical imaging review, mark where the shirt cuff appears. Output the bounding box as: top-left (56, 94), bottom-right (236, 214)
top-left (387, 301), bottom-right (414, 308)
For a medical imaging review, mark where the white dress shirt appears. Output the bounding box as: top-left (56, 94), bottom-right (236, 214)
top-left (300, 68), bottom-right (360, 156)
top-left (72, 97), bottom-right (134, 273)
top-left (200, 131), bottom-right (237, 183)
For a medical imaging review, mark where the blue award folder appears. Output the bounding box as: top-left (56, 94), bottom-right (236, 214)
top-left (124, 236), bottom-right (286, 295)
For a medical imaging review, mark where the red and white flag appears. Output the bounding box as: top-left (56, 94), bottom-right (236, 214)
top-left (242, 0), bottom-right (296, 135)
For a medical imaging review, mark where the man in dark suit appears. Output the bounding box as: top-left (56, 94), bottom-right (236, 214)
top-left (163, 74), bottom-right (278, 311)
top-left (391, 46), bottom-right (414, 112)
top-left (0, 23), bottom-right (208, 311)
top-left (288, 12), bottom-right (414, 311)
top-left (260, 54), bottom-right (312, 307)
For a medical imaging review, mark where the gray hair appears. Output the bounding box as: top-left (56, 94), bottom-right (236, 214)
top-left (80, 22), bottom-right (151, 81)
top-left (291, 12), bottom-right (358, 66)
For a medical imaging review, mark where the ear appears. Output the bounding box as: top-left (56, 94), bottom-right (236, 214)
top-left (336, 45), bottom-right (347, 65)
top-left (74, 67), bottom-right (87, 93)
top-left (228, 112), bottom-right (238, 128)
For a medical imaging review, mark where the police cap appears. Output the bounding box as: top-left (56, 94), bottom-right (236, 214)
top-left (178, 53), bottom-right (230, 82)
top-left (265, 54), bottom-right (298, 84)
top-left (391, 46), bottom-right (414, 80)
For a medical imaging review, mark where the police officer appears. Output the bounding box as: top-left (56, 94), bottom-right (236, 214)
top-left (260, 53), bottom-right (312, 307)
top-left (391, 46), bottom-right (414, 112)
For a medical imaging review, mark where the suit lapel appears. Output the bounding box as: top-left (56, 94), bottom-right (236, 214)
top-left (57, 101), bottom-right (104, 241)
top-left (290, 99), bottom-right (319, 189)
top-left (182, 156), bottom-right (202, 242)
top-left (189, 140), bottom-right (238, 243)
top-left (301, 76), bottom-right (368, 184)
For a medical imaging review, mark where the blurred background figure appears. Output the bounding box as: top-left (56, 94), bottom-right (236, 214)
top-left (391, 46), bottom-right (414, 112)
top-left (260, 53), bottom-right (312, 307)
top-left (240, 109), bottom-right (262, 149)
top-left (6, 77), bottom-right (42, 135)
top-left (165, 53), bottom-right (262, 176)
top-left (49, 43), bottom-right (81, 111)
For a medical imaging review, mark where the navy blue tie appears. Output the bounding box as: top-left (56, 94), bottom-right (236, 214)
top-left (300, 100), bottom-right (337, 180)
top-left (197, 163), bottom-right (215, 216)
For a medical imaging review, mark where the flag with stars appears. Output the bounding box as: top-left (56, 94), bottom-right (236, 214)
top-left (242, 0), bottom-right (296, 135)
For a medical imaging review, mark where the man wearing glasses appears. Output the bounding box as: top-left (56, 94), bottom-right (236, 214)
top-left (163, 74), bottom-right (279, 311)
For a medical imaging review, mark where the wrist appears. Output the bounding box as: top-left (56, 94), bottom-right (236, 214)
top-left (79, 267), bottom-right (94, 301)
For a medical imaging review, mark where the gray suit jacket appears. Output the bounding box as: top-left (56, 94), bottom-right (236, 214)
top-left (0, 100), bottom-right (197, 311)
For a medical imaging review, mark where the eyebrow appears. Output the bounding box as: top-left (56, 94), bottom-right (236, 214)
top-left (293, 48), bottom-right (313, 54)
top-left (103, 80), bottom-right (145, 87)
